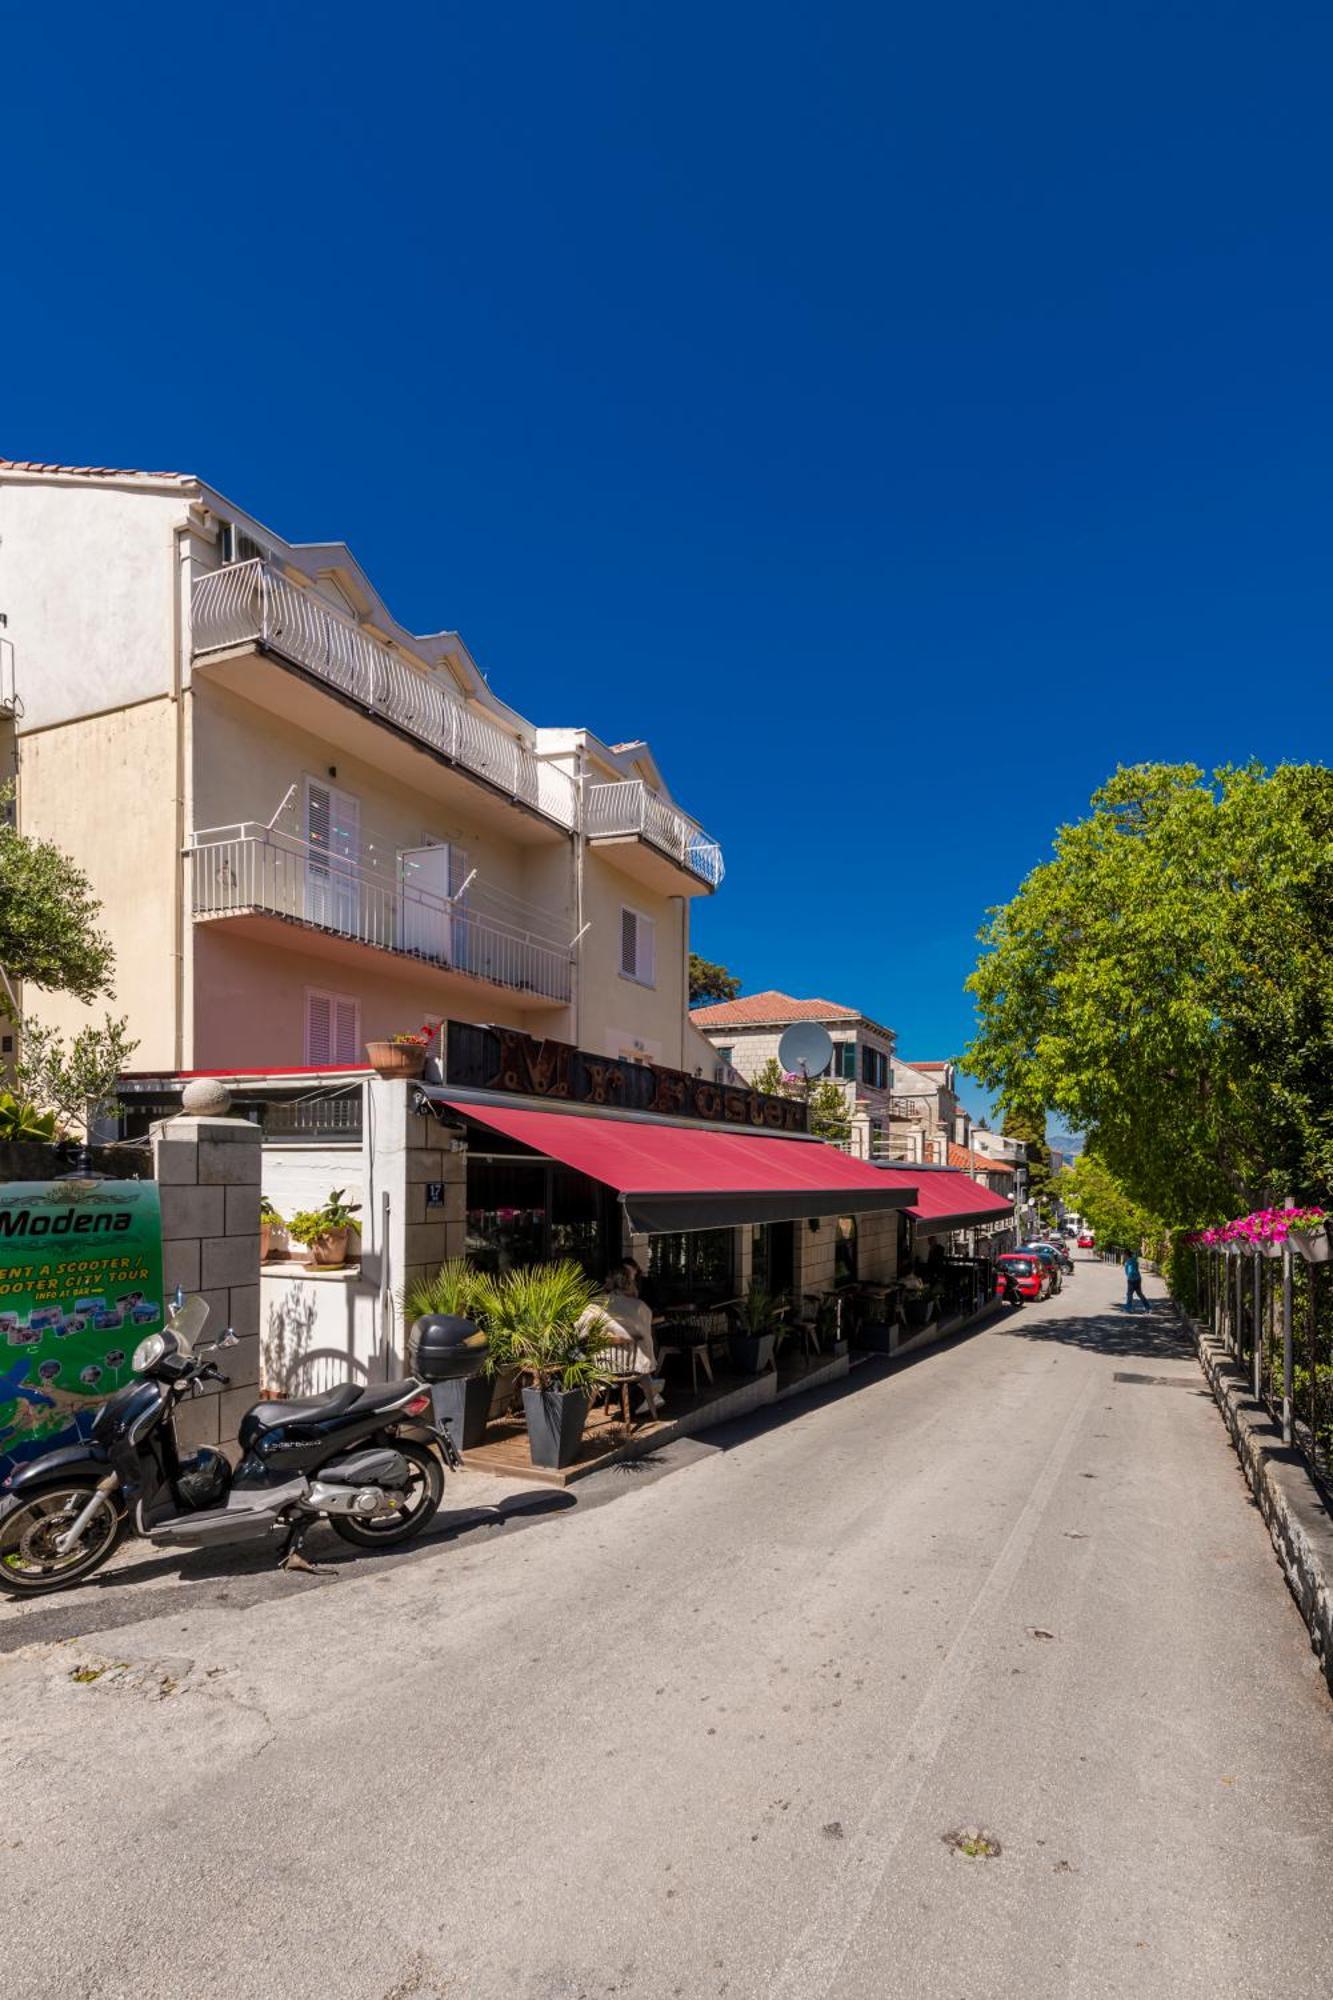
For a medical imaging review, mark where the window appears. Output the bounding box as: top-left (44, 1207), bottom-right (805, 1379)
top-left (648, 1228), bottom-right (736, 1307)
top-left (305, 778), bottom-right (361, 933)
top-left (860, 1046), bottom-right (888, 1089)
top-left (716, 1046), bottom-right (734, 1068)
top-left (620, 906), bottom-right (656, 986)
top-left (834, 1042), bottom-right (857, 1081)
top-left (304, 988), bottom-right (361, 1067)
top-left (835, 1215), bottom-right (858, 1284)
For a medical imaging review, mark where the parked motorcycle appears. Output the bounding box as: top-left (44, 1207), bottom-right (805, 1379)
top-left (0, 1292), bottom-right (485, 1597)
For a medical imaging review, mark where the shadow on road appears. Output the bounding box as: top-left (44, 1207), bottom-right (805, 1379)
top-left (0, 1487), bottom-right (577, 1655)
top-left (992, 1299), bottom-right (1193, 1363)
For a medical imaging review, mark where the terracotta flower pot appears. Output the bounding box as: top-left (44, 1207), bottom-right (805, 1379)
top-left (305, 1227), bottom-right (349, 1268)
top-left (260, 1221), bottom-right (272, 1262)
top-left (365, 1040), bottom-right (426, 1079)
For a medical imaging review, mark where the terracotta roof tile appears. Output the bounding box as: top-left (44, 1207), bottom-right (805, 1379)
top-left (948, 1141), bottom-right (1015, 1179)
top-left (691, 989), bottom-right (862, 1028)
top-left (903, 1060), bottom-right (951, 1071)
top-left (0, 458), bottom-right (190, 481)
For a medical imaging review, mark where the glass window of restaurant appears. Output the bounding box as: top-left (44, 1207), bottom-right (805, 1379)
top-left (647, 1228), bottom-right (737, 1309)
top-left (751, 1220), bottom-right (795, 1298)
top-left (835, 1214), bottom-right (858, 1283)
top-left (465, 1150), bottom-right (615, 1277)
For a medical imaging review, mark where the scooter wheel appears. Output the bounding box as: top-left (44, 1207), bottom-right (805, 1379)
top-left (329, 1443), bottom-right (443, 1548)
top-left (0, 1481), bottom-right (125, 1596)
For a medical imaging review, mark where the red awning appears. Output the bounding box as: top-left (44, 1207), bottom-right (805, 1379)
top-left (435, 1096), bottom-right (918, 1233)
top-left (870, 1165), bottom-right (1014, 1234)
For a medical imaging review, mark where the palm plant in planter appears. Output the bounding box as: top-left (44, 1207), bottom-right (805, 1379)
top-left (729, 1286), bottom-right (782, 1375)
top-left (401, 1258), bottom-right (495, 1449)
top-left (475, 1261), bottom-right (602, 1467)
top-left (288, 1189), bottom-right (361, 1268)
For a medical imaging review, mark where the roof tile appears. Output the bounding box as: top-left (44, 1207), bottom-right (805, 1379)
top-left (691, 989), bottom-right (862, 1028)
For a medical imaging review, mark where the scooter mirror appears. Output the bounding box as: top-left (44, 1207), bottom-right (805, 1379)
top-left (217, 1327), bottom-right (239, 1348)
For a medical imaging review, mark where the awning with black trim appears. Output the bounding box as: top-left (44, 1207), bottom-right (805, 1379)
top-left (426, 1094), bottom-right (919, 1233)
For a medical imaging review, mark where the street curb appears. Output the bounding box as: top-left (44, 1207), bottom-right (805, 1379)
top-left (1185, 1311), bottom-right (1333, 1696)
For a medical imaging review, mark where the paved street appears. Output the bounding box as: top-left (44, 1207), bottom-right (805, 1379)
top-left (4, 1254), bottom-right (1332, 2000)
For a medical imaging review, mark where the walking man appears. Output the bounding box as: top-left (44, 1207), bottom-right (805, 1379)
top-left (1124, 1249), bottom-right (1148, 1312)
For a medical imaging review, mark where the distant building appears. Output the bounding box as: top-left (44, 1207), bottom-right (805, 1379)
top-left (691, 990), bottom-right (895, 1158)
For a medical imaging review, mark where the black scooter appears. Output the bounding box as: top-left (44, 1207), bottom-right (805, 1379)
top-left (0, 1293), bottom-right (478, 1596)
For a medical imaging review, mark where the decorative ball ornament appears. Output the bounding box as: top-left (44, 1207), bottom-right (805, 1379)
top-left (180, 1078), bottom-right (233, 1117)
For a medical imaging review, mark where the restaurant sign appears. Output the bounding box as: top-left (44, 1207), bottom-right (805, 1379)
top-left (446, 1022), bottom-right (809, 1133)
top-left (0, 1179), bottom-right (165, 1481)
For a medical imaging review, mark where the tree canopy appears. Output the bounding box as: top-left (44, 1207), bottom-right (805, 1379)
top-left (1058, 1152), bottom-right (1161, 1253)
top-left (965, 762), bottom-right (1333, 1225)
top-left (689, 953), bottom-right (741, 1005)
top-left (750, 1056), bottom-right (852, 1146)
top-left (0, 794), bottom-right (115, 1016)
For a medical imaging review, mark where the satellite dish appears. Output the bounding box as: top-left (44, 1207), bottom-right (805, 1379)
top-left (777, 1021), bottom-right (834, 1080)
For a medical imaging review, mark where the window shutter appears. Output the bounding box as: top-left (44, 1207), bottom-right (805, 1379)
top-left (637, 914), bottom-right (655, 985)
top-left (305, 990), bottom-right (332, 1067)
top-left (621, 908), bottom-right (638, 978)
top-left (333, 997), bottom-right (361, 1066)
top-left (306, 781), bottom-right (332, 866)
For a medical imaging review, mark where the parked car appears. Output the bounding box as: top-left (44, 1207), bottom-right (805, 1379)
top-left (992, 1253), bottom-right (1051, 1303)
top-left (1018, 1243), bottom-right (1064, 1293)
top-left (1077, 1232), bottom-right (1095, 1249)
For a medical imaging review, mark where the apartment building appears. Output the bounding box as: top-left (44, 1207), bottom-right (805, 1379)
top-left (0, 460), bottom-right (725, 1076)
top-left (690, 991), bottom-right (896, 1158)
top-left (886, 1058), bottom-right (973, 1165)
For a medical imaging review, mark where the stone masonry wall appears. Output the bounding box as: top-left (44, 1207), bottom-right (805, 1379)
top-left (152, 1112), bottom-right (262, 1454)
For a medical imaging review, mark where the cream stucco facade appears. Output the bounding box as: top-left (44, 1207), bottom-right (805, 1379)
top-left (0, 462), bottom-right (725, 1078)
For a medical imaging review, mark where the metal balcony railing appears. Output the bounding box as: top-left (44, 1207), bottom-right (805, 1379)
top-left (584, 779), bottom-right (724, 888)
top-left (188, 825), bottom-right (573, 1005)
top-left (191, 560), bottom-right (577, 832)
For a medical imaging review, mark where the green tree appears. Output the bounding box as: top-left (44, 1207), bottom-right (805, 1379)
top-left (1000, 1102), bottom-right (1055, 1217)
top-left (15, 1015), bottom-right (139, 1138)
top-left (964, 762), bottom-right (1333, 1225)
top-left (750, 1056), bottom-right (851, 1145)
top-left (0, 790), bottom-right (115, 1017)
top-left (689, 953), bottom-right (741, 1004)
top-left (1059, 1153), bottom-right (1161, 1255)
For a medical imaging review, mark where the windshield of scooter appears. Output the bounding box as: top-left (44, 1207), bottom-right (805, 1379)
top-left (166, 1294), bottom-right (210, 1355)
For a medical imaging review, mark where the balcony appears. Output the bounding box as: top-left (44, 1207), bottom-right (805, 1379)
top-left (188, 825), bottom-right (573, 1008)
top-left (191, 560), bottom-right (577, 835)
top-left (585, 780), bottom-right (724, 896)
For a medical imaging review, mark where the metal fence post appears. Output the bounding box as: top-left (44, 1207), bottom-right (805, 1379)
top-left (1252, 1247), bottom-right (1262, 1401)
top-left (1282, 1241), bottom-right (1293, 1448)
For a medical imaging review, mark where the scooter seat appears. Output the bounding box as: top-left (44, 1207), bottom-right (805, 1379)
top-left (350, 1379), bottom-right (422, 1415)
top-left (249, 1383), bottom-right (363, 1429)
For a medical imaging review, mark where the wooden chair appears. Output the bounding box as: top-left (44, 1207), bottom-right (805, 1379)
top-left (655, 1317), bottom-right (715, 1393)
top-left (589, 1335), bottom-right (662, 1432)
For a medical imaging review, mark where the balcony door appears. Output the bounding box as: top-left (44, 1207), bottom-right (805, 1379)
top-left (305, 779), bottom-right (361, 935)
top-left (400, 839), bottom-right (453, 963)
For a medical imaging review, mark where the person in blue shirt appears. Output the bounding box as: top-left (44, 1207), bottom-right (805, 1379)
top-left (1124, 1250), bottom-right (1148, 1312)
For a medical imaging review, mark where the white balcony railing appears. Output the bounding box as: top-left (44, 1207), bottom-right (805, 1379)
top-left (191, 560), bottom-right (577, 832)
top-left (188, 825), bottom-right (573, 1005)
top-left (584, 779), bottom-right (724, 888)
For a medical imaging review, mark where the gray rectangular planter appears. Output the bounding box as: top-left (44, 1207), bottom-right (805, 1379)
top-left (522, 1385), bottom-right (589, 1468)
top-left (430, 1375), bottom-right (493, 1451)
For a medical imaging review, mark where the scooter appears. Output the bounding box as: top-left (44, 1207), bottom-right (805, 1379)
top-left (0, 1292), bottom-right (476, 1596)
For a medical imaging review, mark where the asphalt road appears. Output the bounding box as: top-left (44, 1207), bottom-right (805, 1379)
top-left (4, 1255), bottom-right (1332, 2000)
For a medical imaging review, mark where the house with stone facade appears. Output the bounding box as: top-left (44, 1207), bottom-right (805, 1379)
top-left (690, 991), bottom-right (897, 1161)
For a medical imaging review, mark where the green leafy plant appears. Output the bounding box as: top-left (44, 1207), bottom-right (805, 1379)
top-left (14, 1014), bottom-right (139, 1138)
top-left (0, 786), bottom-right (116, 1018)
top-left (288, 1189), bottom-right (361, 1245)
top-left (401, 1257), bottom-right (487, 1327)
top-left (390, 1019), bottom-right (439, 1048)
top-left (472, 1260), bottom-right (602, 1391)
top-left (736, 1285), bottom-right (783, 1335)
top-left (1284, 1208), bottom-right (1327, 1236)
top-left (0, 1091), bottom-right (60, 1143)
top-left (260, 1195), bottom-right (285, 1225)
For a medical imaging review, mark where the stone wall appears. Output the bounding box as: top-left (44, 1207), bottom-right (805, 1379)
top-left (152, 1112), bottom-right (262, 1454)
top-left (363, 1080), bottom-right (467, 1375)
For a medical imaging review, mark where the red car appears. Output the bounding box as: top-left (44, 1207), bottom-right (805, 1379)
top-left (993, 1253), bottom-right (1051, 1303)
top-left (1077, 1233), bottom-right (1094, 1249)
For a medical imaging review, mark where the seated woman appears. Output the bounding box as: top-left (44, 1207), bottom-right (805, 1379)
top-left (579, 1262), bottom-right (665, 1418)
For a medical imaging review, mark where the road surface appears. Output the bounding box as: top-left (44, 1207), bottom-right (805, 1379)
top-left (3, 1254), bottom-right (1331, 1999)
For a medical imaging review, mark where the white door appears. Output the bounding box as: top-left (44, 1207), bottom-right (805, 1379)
top-left (306, 781), bottom-right (360, 935)
top-left (400, 841), bottom-right (452, 962)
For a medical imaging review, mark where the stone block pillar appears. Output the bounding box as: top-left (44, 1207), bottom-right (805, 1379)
top-left (151, 1107), bottom-right (262, 1453)
top-left (363, 1080), bottom-right (466, 1376)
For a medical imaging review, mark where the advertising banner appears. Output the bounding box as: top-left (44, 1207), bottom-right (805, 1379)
top-left (0, 1180), bottom-right (165, 1481)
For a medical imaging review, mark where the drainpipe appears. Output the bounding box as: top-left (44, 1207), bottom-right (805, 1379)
top-left (680, 898), bottom-right (688, 1068)
top-left (573, 744), bottom-right (586, 1048)
top-left (171, 522), bottom-right (192, 1072)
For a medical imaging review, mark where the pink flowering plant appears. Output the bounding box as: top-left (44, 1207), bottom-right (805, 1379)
top-left (1192, 1207), bottom-right (1326, 1248)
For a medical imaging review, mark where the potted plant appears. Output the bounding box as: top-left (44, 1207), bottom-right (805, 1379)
top-left (402, 1258), bottom-right (494, 1449)
top-left (288, 1189), bottom-right (362, 1268)
top-left (366, 1021), bottom-right (439, 1080)
top-left (260, 1195), bottom-right (286, 1263)
top-left (476, 1261), bottom-right (601, 1468)
top-left (1286, 1209), bottom-right (1329, 1265)
top-left (728, 1286), bottom-right (781, 1375)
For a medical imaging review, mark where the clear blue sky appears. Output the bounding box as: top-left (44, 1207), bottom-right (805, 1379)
top-left (7, 5), bottom-right (1333, 1120)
